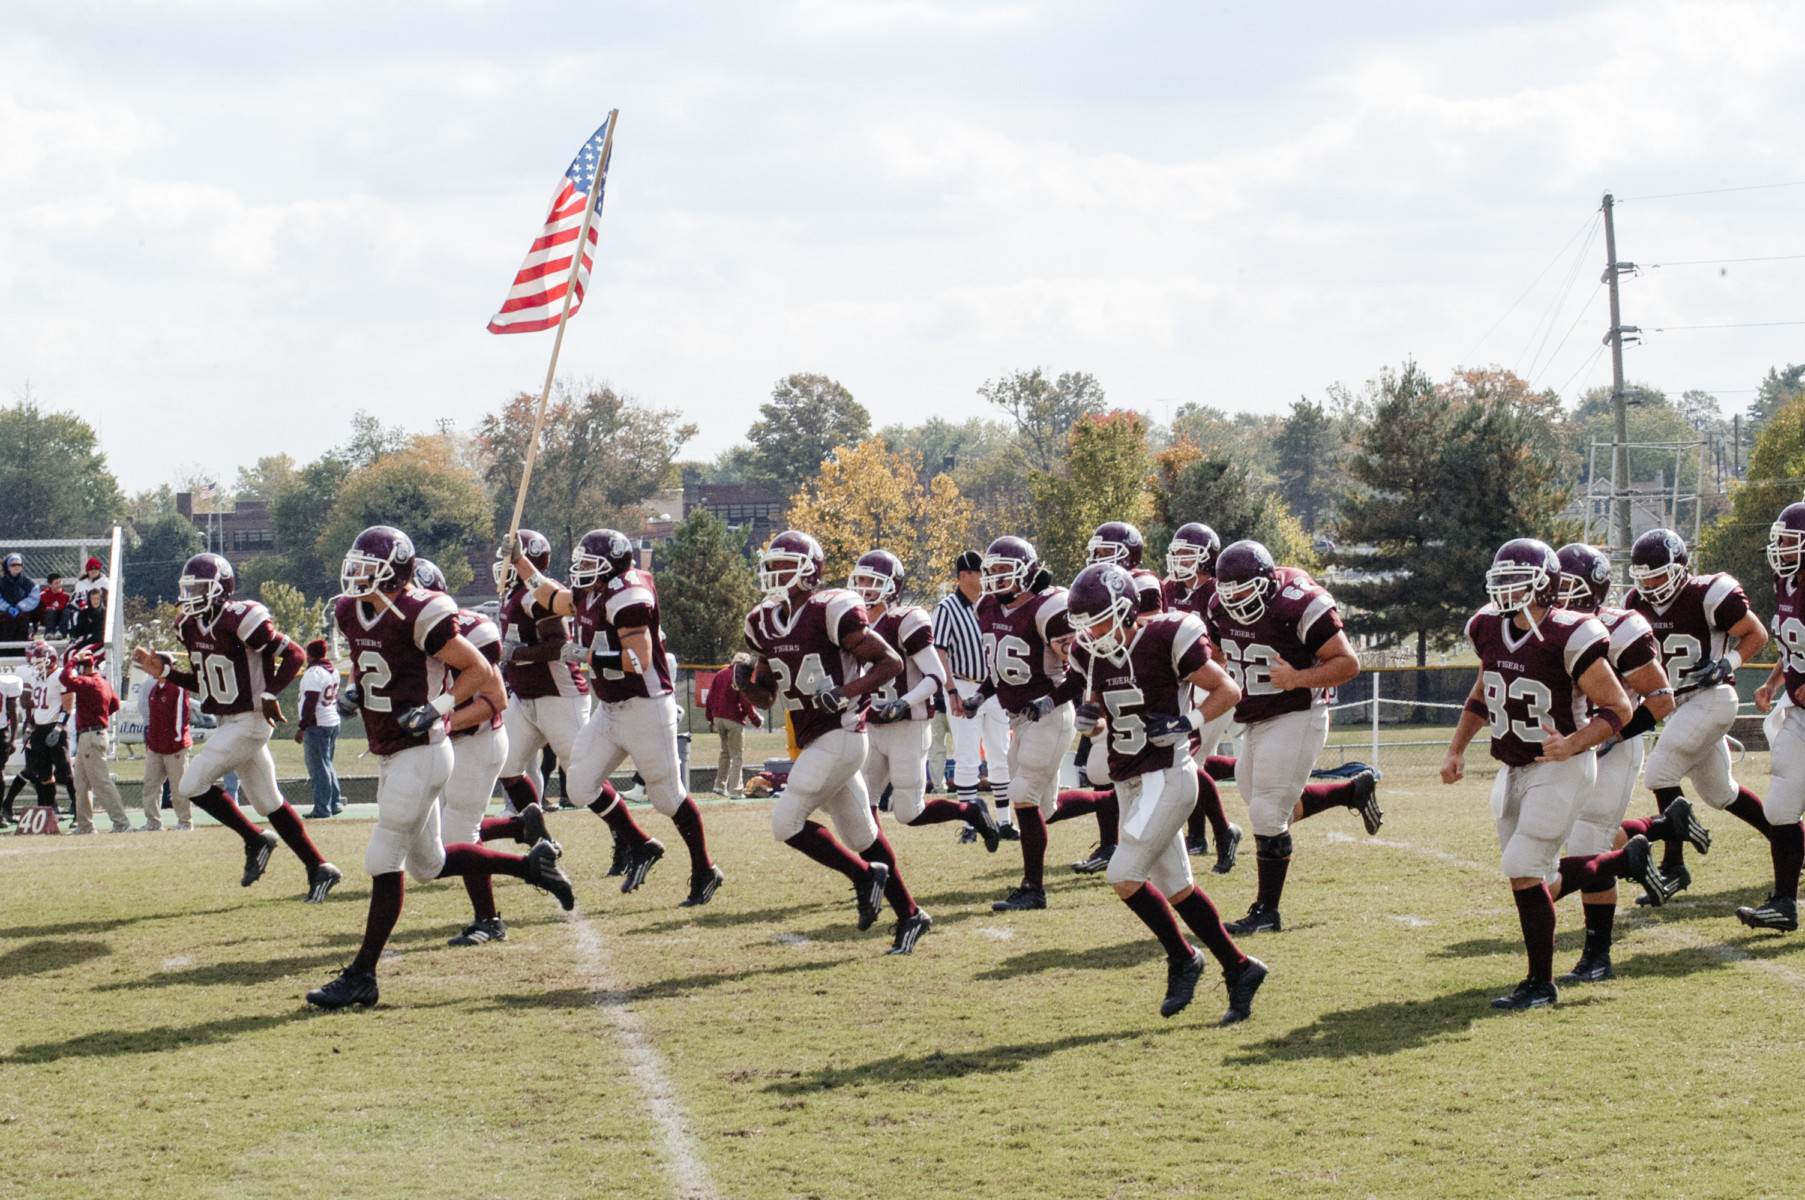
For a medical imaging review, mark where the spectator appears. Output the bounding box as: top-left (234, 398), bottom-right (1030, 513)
top-left (69, 584), bottom-right (107, 653)
top-left (138, 651), bottom-right (195, 832)
top-left (61, 649), bottom-right (130, 834)
top-left (705, 662), bottom-right (761, 799)
top-left (35, 573), bottom-right (71, 638)
top-left (296, 639), bottom-right (343, 818)
top-left (72, 557), bottom-right (105, 608)
top-left (0, 673), bottom-right (18, 826)
top-left (0, 554), bottom-right (40, 647)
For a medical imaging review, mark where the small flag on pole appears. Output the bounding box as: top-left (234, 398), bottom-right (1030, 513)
top-left (195, 481), bottom-right (217, 501)
top-left (487, 117), bottom-right (616, 334)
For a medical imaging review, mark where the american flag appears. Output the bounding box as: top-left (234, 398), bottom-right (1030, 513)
top-left (487, 117), bottom-right (616, 335)
top-left (195, 481), bottom-right (216, 501)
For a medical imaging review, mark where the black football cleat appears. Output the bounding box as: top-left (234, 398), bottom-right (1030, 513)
top-left (306, 964), bottom-right (379, 1010)
top-left (241, 830), bottom-right (279, 887)
top-left (1637, 861), bottom-right (1690, 906)
top-left (956, 825), bottom-right (978, 844)
top-left (620, 839), bottom-right (665, 894)
top-left (605, 835), bottom-right (630, 878)
top-left (1213, 824), bottom-right (1243, 875)
top-left (997, 823), bottom-right (1021, 842)
top-left (304, 862), bottom-right (343, 905)
top-left (1160, 949), bottom-right (1206, 1018)
top-left (1666, 796), bottom-right (1712, 855)
top-left (856, 862), bottom-right (891, 931)
top-left (448, 917), bottom-right (508, 946)
top-left (1224, 900), bottom-right (1281, 936)
top-left (1185, 836), bottom-right (1209, 857)
top-left (1491, 978), bottom-right (1559, 1011)
top-left (679, 865), bottom-right (725, 908)
top-left (991, 884), bottom-right (1047, 912)
top-left (524, 840), bottom-right (576, 911)
top-left (1735, 894), bottom-right (1799, 931)
top-left (1620, 835), bottom-right (1679, 907)
top-left (1558, 953), bottom-right (1614, 984)
top-left (887, 908), bottom-right (933, 955)
top-left (1071, 843), bottom-right (1115, 875)
top-left (1221, 956), bottom-right (1269, 1025)
top-left (1350, 771), bottom-right (1384, 836)
top-left (518, 803), bottom-right (561, 856)
top-left (969, 800), bottom-right (1001, 854)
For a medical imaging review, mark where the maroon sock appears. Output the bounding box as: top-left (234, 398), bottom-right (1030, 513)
top-left (1297, 779), bottom-right (1353, 821)
top-left (670, 798), bottom-right (712, 875)
top-left (1652, 787), bottom-right (1688, 869)
top-left (1727, 788), bottom-right (1778, 844)
top-left (1122, 883), bottom-right (1193, 964)
top-left (1556, 849), bottom-right (1623, 897)
top-left (501, 775), bottom-right (540, 811)
top-left (784, 820), bottom-right (867, 884)
top-left (909, 798), bottom-right (974, 826)
top-left (1096, 791), bottom-right (1119, 845)
top-left (1192, 769), bottom-right (1231, 843)
top-left (1771, 821), bottom-right (1804, 901)
top-left (479, 815), bottom-right (525, 843)
top-left (1620, 816), bottom-right (1653, 840)
top-left (265, 803), bottom-right (325, 871)
top-left (1172, 889), bottom-right (1247, 973)
top-left (598, 797), bottom-right (650, 847)
top-left (464, 874), bottom-right (498, 922)
top-left (1204, 754), bottom-right (1237, 783)
top-left (860, 829), bottom-right (916, 919)
top-left (188, 786), bottom-right (264, 845)
top-left (1017, 806), bottom-right (1048, 889)
top-left (439, 842), bottom-right (529, 880)
top-left (352, 872), bottom-right (405, 972)
top-left (1513, 883), bottom-right (1557, 984)
top-left (1048, 789), bottom-right (1104, 823)
top-left (1255, 852), bottom-right (1289, 909)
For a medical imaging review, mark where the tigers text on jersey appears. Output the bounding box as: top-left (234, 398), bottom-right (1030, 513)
top-left (1207, 567), bottom-right (1343, 725)
top-left (1772, 572), bottom-right (1805, 702)
top-left (869, 604), bottom-right (936, 720)
top-left (744, 588), bottom-right (871, 749)
top-left (1594, 606), bottom-right (1660, 700)
top-left (975, 588), bottom-right (1071, 711)
top-left (499, 586), bottom-right (589, 700)
top-left (176, 600), bottom-right (280, 718)
top-left (1466, 605), bottom-right (1610, 768)
top-left (1162, 576), bottom-right (1216, 620)
top-left (444, 610), bottom-right (504, 739)
top-left (571, 568), bottom-right (674, 703)
top-left (1071, 611), bottom-right (1214, 781)
top-left (335, 587), bottom-right (459, 757)
top-left (1625, 573), bottom-right (1750, 682)
top-left (17, 662), bottom-right (65, 726)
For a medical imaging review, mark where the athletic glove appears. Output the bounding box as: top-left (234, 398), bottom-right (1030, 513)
top-left (1016, 696), bottom-right (1055, 722)
top-left (871, 698), bottom-right (911, 724)
top-left (396, 704), bottom-right (441, 735)
top-left (1682, 657), bottom-right (1736, 690)
top-left (336, 681), bottom-right (362, 718)
top-left (731, 652), bottom-right (756, 691)
top-left (560, 641), bottom-right (590, 663)
top-left (1074, 701), bottom-right (1102, 729)
top-left (1144, 712), bottom-right (1191, 748)
top-left (44, 726), bottom-right (64, 749)
top-left (813, 686), bottom-right (849, 714)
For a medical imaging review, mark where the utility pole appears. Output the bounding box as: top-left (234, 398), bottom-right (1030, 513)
top-left (1601, 193), bottom-right (1639, 563)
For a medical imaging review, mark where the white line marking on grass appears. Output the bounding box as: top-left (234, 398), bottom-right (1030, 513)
top-left (565, 912), bottom-right (717, 1200)
top-left (976, 926), bottom-right (1015, 940)
top-left (1322, 830), bottom-right (1489, 872)
top-left (771, 931), bottom-right (810, 945)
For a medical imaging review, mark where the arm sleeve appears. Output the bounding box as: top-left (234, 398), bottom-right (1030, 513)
top-left (20, 583), bottom-right (40, 614)
top-left (509, 615), bottom-right (569, 664)
top-left (1051, 669), bottom-right (1088, 708)
top-left (298, 689), bottom-right (319, 730)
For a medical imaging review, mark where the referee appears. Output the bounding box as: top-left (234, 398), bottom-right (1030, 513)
top-left (932, 550), bottom-right (1015, 841)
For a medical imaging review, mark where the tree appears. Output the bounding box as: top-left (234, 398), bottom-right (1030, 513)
top-left (340, 409), bottom-right (409, 469)
top-left (233, 454), bottom-right (297, 502)
top-left (658, 509), bottom-right (762, 663)
top-left (0, 396), bottom-right (127, 539)
top-left (1749, 364), bottom-right (1805, 431)
top-left (124, 510), bottom-right (204, 603)
top-left (1147, 439), bottom-right (1309, 568)
top-left (1698, 394), bottom-right (1805, 620)
top-left (1271, 398), bottom-right (1344, 533)
top-left (1029, 411), bottom-right (1153, 582)
top-left (259, 580), bottom-right (325, 644)
top-left (979, 368), bottom-right (1106, 473)
top-left (882, 416), bottom-right (1033, 551)
top-left (784, 437), bottom-right (973, 590)
top-left (318, 436), bottom-right (492, 593)
top-left (268, 454), bottom-right (354, 599)
top-left (1168, 404), bottom-right (1281, 481)
top-left (743, 374), bottom-right (869, 495)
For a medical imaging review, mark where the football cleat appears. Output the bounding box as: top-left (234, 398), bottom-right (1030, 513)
top-left (997, 823), bottom-right (1021, 842)
top-left (856, 862), bottom-right (891, 931)
top-left (1619, 835), bottom-right (1678, 907)
top-left (524, 840), bottom-right (576, 911)
top-left (1350, 771), bottom-right (1384, 836)
top-left (1224, 900), bottom-right (1281, 936)
top-left (887, 908), bottom-right (933, 955)
top-left (1637, 861), bottom-right (1690, 906)
top-left (1735, 894), bottom-right (1799, 931)
top-left (969, 800), bottom-right (1001, 854)
top-left (956, 825), bottom-right (978, 845)
top-left (1185, 836), bottom-right (1209, 857)
top-left (620, 839), bottom-right (665, 894)
top-left (242, 830), bottom-right (279, 887)
top-left (991, 884), bottom-right (1047, 912)
top-left (606, 835), bottom-right (630, 878)
top-left (1213, 824), bottom-right (1243, 875)
top-left (1490, 978), bottom-right (1559, 1011)
top-left (1221, 956), bottom-right (1269, 1025)
top-left (518, 803), bottom-right (561, 857)
top-left (448, 917), bottom-right (508, 946)
top-left (1666, 796), bottom-right (1712, 855)
top-left (304, 862), bottom-right (343, 904)
top-left (306, 964), bottom-right (379, 1010)
top-left (679, 865), bottom-right (725, 908)
top-left (1072, 843), bottom-right (1115, 874)
top-left (1558, 953), bottom-right (1614, 984)
top-left (1160, 949), bottom-right (1206, 1018)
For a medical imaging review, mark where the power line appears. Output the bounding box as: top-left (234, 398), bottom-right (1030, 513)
top-left (1515, 219), bottom-right (1601, 377)
top-left (1652, 320), bottom-right (1805, 331)
top-left (1618, 181), bottom-right (1805, 202)
top-left (1555, 342), bottom-right (1609, 397)
top-left (1529, 280), bottom-right (1603, 389)
top-left (1458, 213), bottom-right (1599, 365)
top-left (1650, 254), bottom-right (1805, 267)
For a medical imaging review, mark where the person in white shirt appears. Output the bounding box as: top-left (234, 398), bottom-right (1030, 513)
top-left (296, 639), bottom-right (344, 818)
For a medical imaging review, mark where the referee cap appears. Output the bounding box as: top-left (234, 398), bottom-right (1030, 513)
top-left (954, 550), bottom-right (983, 574)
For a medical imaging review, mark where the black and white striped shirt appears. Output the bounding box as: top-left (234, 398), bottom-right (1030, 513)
top-left (932, 589), bottom-right (986, 683)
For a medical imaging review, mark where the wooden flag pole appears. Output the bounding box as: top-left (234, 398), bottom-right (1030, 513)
top-left (500, 109), bottom-right (619, 587)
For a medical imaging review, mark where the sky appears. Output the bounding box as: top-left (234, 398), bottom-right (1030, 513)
top-left (3, 0), bottom-right (1803, 495)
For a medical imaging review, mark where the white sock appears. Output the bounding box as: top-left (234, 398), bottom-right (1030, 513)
top-left (992, 783), bottom-right (1011, 824)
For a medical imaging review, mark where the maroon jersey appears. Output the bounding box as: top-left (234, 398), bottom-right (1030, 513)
top-left (1771, 572), bottom-right (1805, 702)
top-left (1625, 573), bottom-right (1750, 683)
top-left (571, 568), bottom-right (674, 704)
top-left (1207, 566), bottom-right (1343, 724)
top-left (1131, 568), bottom-right (1165, 616)
top-left (744, 588), bottom-right (871, 749)
top-left (976, 588), bottom-right (1072, 711)
top-left (1466, 605), bottom-right (1609, 767)
top-left (176, 600), bottom-right (281, 718)
top-left (499, 586), bottom-right (589, 700)
top-left (870, 604), bottom-right (937, 720)
top-left (1595, 606), bottom-right (1659, 699)
top-left (1072, 611), bottom-right (1214, 780)
top-left (1163, 575), bottom-right (1216, 619)
top-left (445, 609), bottom-right (503, 740)
top-left (336, 586), bottom-right (460, 757)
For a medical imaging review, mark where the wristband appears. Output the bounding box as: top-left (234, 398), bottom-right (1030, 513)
top-left (1645, 687), bottom-right (1674, 699)
top-left (476, 694), bottom-right (499, 716)
top-left (1463, 697), bottom-right (1489, 720)
top-left (1622, 702), bottom-right (1658, 739)
top-left (525, 571), bottom-right (550, 592)
top-left (593, 650), bottom-right (625, 671)
top-left (1726, 649), bottom-right (1743, 671)
top-left (430, 693), bottom-right (457, 716)
top-left (260, 692), bottom-right (278, 703)
top-left (1596, 708), bottom-right (1624, 736)
top-left (1186, 709), bottom-right (1205, 732)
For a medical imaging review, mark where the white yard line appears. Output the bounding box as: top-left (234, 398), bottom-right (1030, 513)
top-left (563, 911), bottom-right (717, 1200)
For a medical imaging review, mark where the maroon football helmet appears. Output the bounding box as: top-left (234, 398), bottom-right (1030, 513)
top-left (1068, 563), bottom-right (1140, 663)
top-left (1554, 543), bottom-right (1612, 611)
top-left (341, 526), bottom-right (417, 598)
top-left (759, 530), bottom-right (825, 600)
top-left (1215, 540), bottom-right (1278, 624)
top-left (177, 552), bottom-right (236, 617)
top-left (25, 638), bottom-right (56, 672)
top-left (1486, 538), bottom-right (1560, 614)
top-left (980, 536), bottom-right (1040, 599)
top-left (493, 528), bottom-right (552, 590)
top-left (571, 528), bottom-right (635, 589)
top-left (1769, 503), bottom-right (1805, 582)
top-left (1085, 521), bottom-right (1145, 569)
top-left (412, 558), bottom-right (448, 592)
top-left (848, 549), bottom-right (906, 607)
top-left (1165, 522), bottom-right (1220, 583)
top-left (1629, 528), bottom-right (1689, 605)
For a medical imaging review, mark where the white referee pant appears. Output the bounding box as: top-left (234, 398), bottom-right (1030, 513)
top-left (441, 723), bottom-right (509, 846)
top-left (178, 711), bottom-right (285, 816)
top-left (949, 686), bottom-right (1012, 790)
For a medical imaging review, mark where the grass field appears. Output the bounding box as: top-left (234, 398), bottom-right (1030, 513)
top-left (4, 764), bottom-right (1804, 1200)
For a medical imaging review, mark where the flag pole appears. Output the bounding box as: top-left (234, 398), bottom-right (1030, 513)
top-left (501, 109), bottom-right (618, 586)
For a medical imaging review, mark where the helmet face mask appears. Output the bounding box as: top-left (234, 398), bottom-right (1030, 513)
top-left (493, 529), bottom-right (552, 591)
top-left (1165, 522), bottom-right (1220, 583)
top-left (979, 536), bottom-right (1039, 599)
top-left (759, 531), bottom-right (824, 601)
top-left (1486, 538), bottom-right (1561, 615)
top-left (1069, 563), bottom-right (1138, 663)
top-left (1629, 528), bottom-right (1689, 605)
top-left (571, 529), bottom-right (633, 589)
top-left (341, 526), bottom-right (415, 599)
top-left (1085, 522), bottom-right (1144, 570)
top-left (1768, 504), bottom-right (1805, 582)
top-left (176, 553), bottom-right (235, 618)
top-left (1217, 577), bottom-right (1270, 624)
top-left (1628, 561), bottom-right (1687, 606)
top-left (1213, 539), bottom-right (1276, 624)
top-left (26, 639), bottom-right (55, 671)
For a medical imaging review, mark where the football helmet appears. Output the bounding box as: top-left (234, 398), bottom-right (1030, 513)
top-left (1769, 502), bottom-right (1805, 583)
top-left (1085, 521), bottom-right (1145, 569)
top-left (1165, 522), bottom-right (1221, 583)
top-left (980, 536), bottom-right (1040, 599)
top-left (1554, 543), bottom-right (1613, 611)
top-left (493, 529), bottom-right (552, 590)
top-left (759, 530), bottom-right (825, 600)
top-left (848, 549), bottom-right (906, 607)
top-left (412, 558), bottom-right (449, 591)
top-left (1486, 538), bottom-right (1561, 614)
top-left (1068, 563), bottom-right (1139, 663)
top-left (1215, 540), bottom-right (1278, 625)
top-left (1629, 528), bottom-right (1689, 606)
top-left (177, 553), bottom-right (236, 617)
top-left (570, 529), bottom-right (635, 589)
top-left (25, 639), bottom-right (56, 673)
top-left (341, 526), bottom-right (417, 598)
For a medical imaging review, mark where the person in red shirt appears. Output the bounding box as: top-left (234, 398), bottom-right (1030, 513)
top-left (139, 652), bottom-right (196, 831)
top-left (61, 649), bottom-right (131, 833)
top-left (35, 573), bottom-right (71, 638)
top-left (705, 663), bottom-right (761, 798)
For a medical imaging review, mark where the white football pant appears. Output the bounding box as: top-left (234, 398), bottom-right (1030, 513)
top-left (1105, 758), bottom-right (1200, 898)
top-left (864, 718), bottom-right (932, 822)
top-left (441, 724), bottom-right (509, 846)
top-left (365, 740), bottom-right (455, 881)
top-left (1566, 735), bottom-right (1645, 857)
top-left (567, 693), bottom-right (686, 817)
top-left (1642, 684), bottom-right (1739, 809)
top-left (1492, 753), bottom-right (1597, 882)
top-left (1236, 707), bottom-right (1331, 837)
top-left (772, 728), bottom-right (878, 851)
top-left (1007, 702), bottom-right (1077, 817)
top-left (501, 693), bottom-right (590, 783)
top-left (178, 711), bottom-right (285, 816)
top-left (1766, 705), bottom-right (1805, 825)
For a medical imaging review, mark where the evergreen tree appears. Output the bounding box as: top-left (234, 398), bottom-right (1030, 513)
top-left (660, 509), bottom-right (763, 663)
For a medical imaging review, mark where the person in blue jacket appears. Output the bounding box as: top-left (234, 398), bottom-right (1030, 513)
top-left (0, 554), bottom-right (41, 648)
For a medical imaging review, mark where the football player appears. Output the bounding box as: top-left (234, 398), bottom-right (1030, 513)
top-left (1163, 522), bottom-right (1242, 871)
top-left (1066, 563), bottom-right (1267, 1021)
top-left (130, 553), bottom-right (340, 902)
top-left (492, 530), bottom-right (591, 817)
top-left (2, 639), bottom-right (76, 818)
top-left (1745, 504), bottom-right (1805, 932)
top-left (738, 530), bottom-right (929, 953)
top-left (307, 527), bottom-right (576, 1009)
top-left (507, 528), bottom-right (723, 906)
top-left (1624, 528), bottom-right (1770, 894)
top-left (851, 550), bottom-right (1000, 848)
top-left (1207, 541), bottom-right (1371, 935)
top-left (1443, 539), bottom-right (1642, 1011)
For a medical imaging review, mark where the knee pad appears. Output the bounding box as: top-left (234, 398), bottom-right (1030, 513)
top-left (1564, 819), bottom-right (1618, 860)
top-left (365, 823), bottom-right (415, 877)
top-left (1255, 831), bottom-right (1293, 860)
